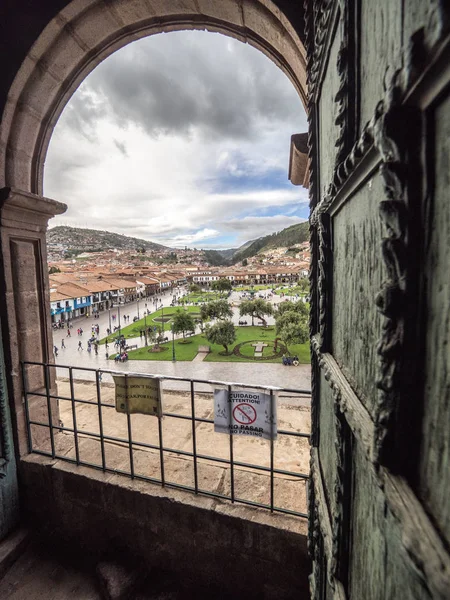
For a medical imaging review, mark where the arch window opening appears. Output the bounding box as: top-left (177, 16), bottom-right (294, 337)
top-left (33, 29), bottom-right (313, 523)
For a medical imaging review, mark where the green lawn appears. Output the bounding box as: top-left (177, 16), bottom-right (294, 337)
top-left (234, 285), bottom-right (273, 292)
top-left (274, 285), bottom-right (308, 296)
top-left (178, 291), bottom-right (223, 304)
top-left (124, 325), bottom-right (310, 364)
top-left (99, 306), bottom-right (201, 344)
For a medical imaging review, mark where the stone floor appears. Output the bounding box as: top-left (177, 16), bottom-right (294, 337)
top-left (0, 538), bottom-right (237, 599)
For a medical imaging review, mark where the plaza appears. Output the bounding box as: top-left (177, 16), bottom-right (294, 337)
top-left (52, 288), bottom-right (312, 391)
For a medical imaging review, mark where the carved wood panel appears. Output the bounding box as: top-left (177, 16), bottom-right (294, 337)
top-left (307, 0), bottom-right (450, 597)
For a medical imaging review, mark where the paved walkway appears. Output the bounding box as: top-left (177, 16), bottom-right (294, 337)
top-left (51, 289), bottom-right (312, 393)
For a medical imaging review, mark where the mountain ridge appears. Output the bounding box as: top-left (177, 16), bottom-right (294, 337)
top-left (201, 220), bottom-right (309, 266)
top-left (47, 221), bottom-right (309, 264)
top-left (231, 221), bottom-right (309, 262)
top-left (47, 225), bottom-right (171, 253)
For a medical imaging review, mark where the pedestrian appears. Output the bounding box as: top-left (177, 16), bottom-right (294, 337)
top-left (78, 341), bottom-right (82, 350)
top-left (61, 339), bottom-right (65, 349)
top-left (54, 345), bottom-right (58, 357)
top-left (67, 328), bottom-right (71, 337)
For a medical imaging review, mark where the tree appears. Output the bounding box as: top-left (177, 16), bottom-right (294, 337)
top-left (49, 266), bottom-right (61, 274)
top-left (205, 320), bottom-right (236, 354)
top-left (200, 300), bottom-right (233, 322)
top-left (239, 299), bottom-right (273, 326)
top-left (275, 300), bottom-right (309, 352)
top-left (189, 283), bottom-right (201, 294)
top-left (276, 299), bottom-right (308, 320)
top-left (172, 310), bottom-right (195, 340)
top-left (242, 258), bottom-right (248, 267)
top-left (297, 277), bottom-right (309, 293)
top-left (211, 278), bottom-right (232, 294)
top-left (275, 311), bottom-right (308, 352)
top-left (147, 327), bottom-right (158, 346)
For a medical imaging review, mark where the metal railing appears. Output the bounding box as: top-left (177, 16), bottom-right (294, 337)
top-left (21, 361), bottom-right (311, 519)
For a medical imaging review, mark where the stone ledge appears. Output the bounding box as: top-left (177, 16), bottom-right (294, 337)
top-left (19, 454), bottom-right (310, 599)
top-left (0, 527), bottom-right (30, 581)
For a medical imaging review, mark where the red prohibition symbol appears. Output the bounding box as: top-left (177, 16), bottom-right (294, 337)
top-left (233, 403), bottom-right (257, 425)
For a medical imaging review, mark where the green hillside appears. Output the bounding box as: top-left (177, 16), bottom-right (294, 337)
top-left (232, 221), bottom-right (309, 263)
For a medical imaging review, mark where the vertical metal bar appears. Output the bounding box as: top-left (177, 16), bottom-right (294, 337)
top-left (124, 374), bottom-right (134, 479)
top-left (228, 384), bottom-right (235, 503)
top-left (157, 381), bottom-right (165, 486)
top-left (44, 363), bottom-right (56, 458)
top-left (69, 367), bottom-right (80, 465)
top-left (20, 362), bottom-right (32, 453)
top-left (96, 369), bottom-right (106, 471)
top-left (270, 389), bottom-right (275, 513)
top-left (190, 380), bottom-right (198, 493)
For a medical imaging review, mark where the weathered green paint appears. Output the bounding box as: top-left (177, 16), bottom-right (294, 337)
top-left (307, 0), bottom-right (450, 597)
top-left (418, 92), bottom-right (450, 544)
top-left (359, 0), bottom-right (402, 127)
top-left (331, 172), bottom-right (386, 415)
top-left (0, 317), bottom-right (19, 540)
top-left (318, 371), bottom-right (338, 515)
top-left (318, 12), bottom-right (343, 199)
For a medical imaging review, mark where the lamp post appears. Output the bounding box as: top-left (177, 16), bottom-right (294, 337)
top-left (144, 310), bottom-right (147, 346)
top-left (118, 303), bottom-right (121, 335)
top-left (137, 295), bottom-right (140, 319)
top-left (171, 323), bottom-right (176, 362)
top-left (161, 303), bottom-right (164, 333)
top-left (108, 304), bottom-right (112, 333)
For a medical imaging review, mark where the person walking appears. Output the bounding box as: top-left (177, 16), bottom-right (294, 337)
top-left (67, 328), bottom-right (71, 337)
top-left (78, 341), bottom-right (83, 351)
top-left (61, 339), bottom-right (65, 349)
top-left (54, 345), bottom-right (58, 357)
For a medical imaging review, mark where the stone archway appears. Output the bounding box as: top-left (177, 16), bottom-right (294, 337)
top-left (0, 0), bottom-right (306, 194)
top-left (0, 0), bottom-right (308, 469)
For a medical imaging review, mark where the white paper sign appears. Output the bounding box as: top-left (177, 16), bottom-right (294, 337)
top-left (214, 389), bottom-right (277, 440)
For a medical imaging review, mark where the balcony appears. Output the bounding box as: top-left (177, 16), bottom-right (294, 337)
top-left (17, 361), bottom-right (311, 598)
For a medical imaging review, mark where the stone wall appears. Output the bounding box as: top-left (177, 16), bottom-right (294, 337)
top-left (20, 454), bottom-right (310, 599)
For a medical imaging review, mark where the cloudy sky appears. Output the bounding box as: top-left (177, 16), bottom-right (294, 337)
top-left (45, 31), bottom-right (308, 249)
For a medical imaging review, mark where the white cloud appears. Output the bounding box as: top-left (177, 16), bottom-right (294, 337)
top-left (45, 30), bottom-right (307, 248)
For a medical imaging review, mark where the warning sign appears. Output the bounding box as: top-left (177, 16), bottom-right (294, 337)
top-left (214, 389), bottom-right (277, 440)
top-left (113, 375), bottom-right (161, 416)
top-left (233, 403), bottom-right (256, 424)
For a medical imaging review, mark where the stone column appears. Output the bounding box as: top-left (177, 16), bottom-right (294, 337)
top-left (0, 187), bottom-right (66, 456)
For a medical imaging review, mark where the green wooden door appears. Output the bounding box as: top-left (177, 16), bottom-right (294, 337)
top-left (306, 0), bottom-right (450, 598)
